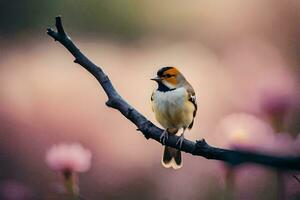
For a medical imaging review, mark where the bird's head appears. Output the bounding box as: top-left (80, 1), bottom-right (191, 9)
top-left (151, 66), bottom-right (186, 90)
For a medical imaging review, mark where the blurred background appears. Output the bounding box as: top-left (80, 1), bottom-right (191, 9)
top-left (1, 0), bottom-right (300, 199)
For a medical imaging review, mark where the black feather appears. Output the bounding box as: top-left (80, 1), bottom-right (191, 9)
top-left (157, 82), bottom-right (175, 92)
top-left (163, 146), bottom-right (173, 164)
top-left (157, 66), bottom-right (173, 77)
top-left (174, 149), bottom-right (182, 165)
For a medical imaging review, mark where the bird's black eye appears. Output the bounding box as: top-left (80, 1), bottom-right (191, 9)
top-left (164, 74), bottom-right (173, 78)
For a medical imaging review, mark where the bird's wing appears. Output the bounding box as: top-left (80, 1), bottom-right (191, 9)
top-left (187, 85), bottom-right (197, 116)
top-left (186, 84), bottom-right (197, 129)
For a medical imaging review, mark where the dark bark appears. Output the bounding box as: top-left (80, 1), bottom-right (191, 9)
top-left (47, 16), bottom-right (300, 171)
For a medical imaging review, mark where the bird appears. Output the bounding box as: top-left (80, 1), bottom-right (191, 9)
top-left (151, 66), bottom-right (197, 169)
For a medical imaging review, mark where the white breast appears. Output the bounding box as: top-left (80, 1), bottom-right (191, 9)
top-left (152, 87), bottom-right (192, 129)
top-left (154, 87), bottom-right (186, 111)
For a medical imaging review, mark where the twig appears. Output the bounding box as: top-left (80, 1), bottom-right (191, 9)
top-left (293, 174), bottom-right (300, 183)
top-left (47, 16), bottom-right (300, 171)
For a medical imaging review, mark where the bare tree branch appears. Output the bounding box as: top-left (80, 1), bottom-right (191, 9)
top-left (47, 16), bottom-right (300, 171)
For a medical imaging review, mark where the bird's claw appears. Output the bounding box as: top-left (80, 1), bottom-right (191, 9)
top-left (176, 134), bottom-right (185, 149)
top-left (160, 130), bottom-right (169, 145)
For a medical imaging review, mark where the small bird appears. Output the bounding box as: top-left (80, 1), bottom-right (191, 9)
top-left (151, 66), bottom-right (197, 169)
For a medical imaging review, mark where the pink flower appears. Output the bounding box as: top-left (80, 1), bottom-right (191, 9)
top-left (259, 88), bottom-right (298, 132)
top-left (216, 113), bottom-right (296, 199)
top-left (260, 92), bottom-right (293, 119)
top-left (45, 143), bottom-right (92, 173)
top-left (222, 38), bottom-right (299, 125)
top-left (217, 113), bottom-right (274, 151)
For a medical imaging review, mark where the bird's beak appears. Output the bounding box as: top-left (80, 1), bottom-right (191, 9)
top-left (151, 76), bottom-right (162, 82)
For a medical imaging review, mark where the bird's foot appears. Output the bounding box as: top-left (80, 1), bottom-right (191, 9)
top-left (176, 134), bottom-right (185, 149)
top-left (160, 130), bottom-right (169, 145)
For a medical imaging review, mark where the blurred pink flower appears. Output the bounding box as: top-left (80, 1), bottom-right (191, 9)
top-left (260, 92), bottom-right (293, 119)
top-left (45, 143), bottom-right (92, 173)
top-left (216, 113), bottom-right (297, 199)
top-left (217, 113), bottom-right (274, 151)
top-left (222, 38), bottom-right (299, 128)
top-left (218, 113), bottom-right (297, 156)
top-left (259, 87), bottom-right (298, 132)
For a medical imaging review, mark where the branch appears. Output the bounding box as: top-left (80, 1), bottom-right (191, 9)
top-left (293, 174), bottom-right (300, 183)
top-left (47, 16), bottom-right (300, 171)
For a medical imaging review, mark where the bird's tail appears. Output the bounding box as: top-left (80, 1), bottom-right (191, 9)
top-left (162, 146), bottom-right (182, 169)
